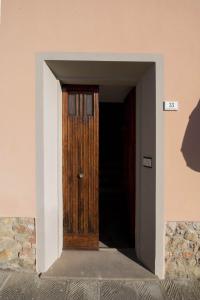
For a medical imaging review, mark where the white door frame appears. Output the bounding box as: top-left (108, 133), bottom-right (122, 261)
top-left (35, 53), bottom-right (164, 278)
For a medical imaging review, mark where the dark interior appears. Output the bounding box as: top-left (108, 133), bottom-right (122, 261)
top-left (99, 102), bottom-right (135, 249)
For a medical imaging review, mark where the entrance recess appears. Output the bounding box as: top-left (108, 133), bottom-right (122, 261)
top-left (36, 53), bottom-right (164, 278)
top-left (62, 85), bottom-right (99, 250)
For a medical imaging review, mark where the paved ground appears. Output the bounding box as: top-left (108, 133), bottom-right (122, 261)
top-left (0, 271), bottom-right (200, 299)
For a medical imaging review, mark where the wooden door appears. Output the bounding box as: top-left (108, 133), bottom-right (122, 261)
top-left (62, 85), bottom-right (99, 250)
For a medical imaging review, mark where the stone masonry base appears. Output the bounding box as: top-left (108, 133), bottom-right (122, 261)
top-left (166, 222), bottom-right (200, 278)
top-left (1, 218), bottom-right (200, 277)
top-left (0, 218), bottom-right (36, 271)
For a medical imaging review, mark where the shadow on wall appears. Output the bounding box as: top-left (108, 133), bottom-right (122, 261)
top-left (181, 99), bottom-right (200, 172)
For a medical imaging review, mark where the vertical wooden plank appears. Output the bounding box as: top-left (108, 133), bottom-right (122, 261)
top-left (67, 93), bottom-right (72, 233)
top-left (92, 94), bottom-right (95, 234)
top-left (83, 94), bottom-right (86, 233)
top-left (74, 93), bottom-right (79, 234)
top-left (78, 93), bottom-right (84, 234)
top-left (94, 92), bottom-right (99, 234)
top-left (62, 90), bottom-right (66, 228)
top-left (77, 93), bottom-right (81, 233)
top-left (85, 94), bottom-right (89, 234)
top-left (88, 102), bottom-right (94, 233)
top-left (88, 112), bottom-right (92, 234)
top-left (71, 104), bottom-right (75, 233)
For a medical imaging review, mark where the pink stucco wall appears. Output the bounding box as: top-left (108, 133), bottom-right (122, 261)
top-left (0, 0), bottom-right (200, 220)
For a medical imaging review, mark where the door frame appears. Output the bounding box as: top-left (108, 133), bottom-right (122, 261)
top-left (35, 53), bottom-right (164, 278)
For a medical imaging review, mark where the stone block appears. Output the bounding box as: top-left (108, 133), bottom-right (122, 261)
top-left (0, 217), bottom-right (36, 271)
top-left (184, 230), bottom-right (199, 242)
top-left (165, 221), bottom-right (200, 279)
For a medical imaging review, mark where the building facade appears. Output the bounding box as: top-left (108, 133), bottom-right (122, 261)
top-left (0, 0), bottom-right (200, 279)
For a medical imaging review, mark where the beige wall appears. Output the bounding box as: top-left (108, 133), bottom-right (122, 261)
top-left (0, 0), bottom-right (200, 220)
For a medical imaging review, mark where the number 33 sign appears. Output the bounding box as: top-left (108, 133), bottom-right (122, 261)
top-left (163, 101), bottom-right (179, 111)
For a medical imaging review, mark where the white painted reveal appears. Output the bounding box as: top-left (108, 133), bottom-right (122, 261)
top-left (36, 62), bottom-right (62, 272)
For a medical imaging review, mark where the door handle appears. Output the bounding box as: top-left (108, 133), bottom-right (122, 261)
top-left (78, 173), bottom-right (84, 179)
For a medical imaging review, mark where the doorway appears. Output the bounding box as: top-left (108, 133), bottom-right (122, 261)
top-left (62, 84), bottom-right (136, 252)
top-left (36, 55), bottom-right (164, 277)
top-left (99, 89), bottom-right (136, 250)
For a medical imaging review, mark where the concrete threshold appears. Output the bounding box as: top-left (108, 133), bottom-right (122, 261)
top-left (42, 249), bottom-right (157, 281)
